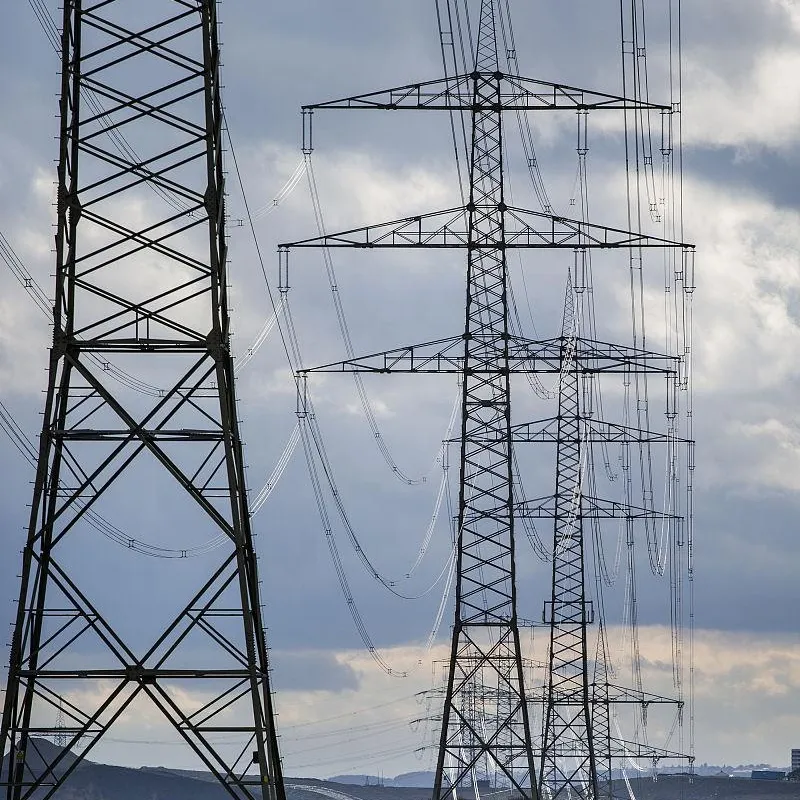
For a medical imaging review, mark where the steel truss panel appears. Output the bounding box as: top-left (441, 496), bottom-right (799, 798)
top-left (514, 496), bottom-right (681, 521)
top-left (0, 4), bottom-right (284, 800)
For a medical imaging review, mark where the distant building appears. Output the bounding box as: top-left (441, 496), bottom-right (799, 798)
top-left (793, 749), bottom-right (800, 772)
top-left (751, 770), bottom-right (786, 781)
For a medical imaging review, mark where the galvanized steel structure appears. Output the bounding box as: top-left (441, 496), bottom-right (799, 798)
top-left (281, 0), bottom-right (692, 797)
top-left (0, 2), bottom-right (284, 798)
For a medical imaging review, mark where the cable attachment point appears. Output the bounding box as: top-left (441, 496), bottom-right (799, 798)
top-left (302, 109), bottom-right (314, 154)
top-left (278, 247), bottom-right (290, 293)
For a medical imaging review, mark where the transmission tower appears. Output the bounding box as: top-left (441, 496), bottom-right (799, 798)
top-left (280, 1), bottom-right (689, 798)
top-left (0, 3), bottom-right (284, 799)
top-left (525, 272), bottom-right (693, 799)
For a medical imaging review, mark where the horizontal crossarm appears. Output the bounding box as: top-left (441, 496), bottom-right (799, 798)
top-left (299, 336), bottom-right (679, 375)
top-left (544, 739), bottom-right (689, 761)
top-left (302, 72), bottom-right (670, 113)
top-left (527, 684), bottom-right (683, 706)
top-left (603, 684), bottom-right (686, 706)
top-left (504, 417), bottom-right (691, 444)
top-left (515, 494), bottom-right (681, 520)
top-left (606, 741), bottom-right (691, 762)
top-left (279, 206), bottom-right (693, 250)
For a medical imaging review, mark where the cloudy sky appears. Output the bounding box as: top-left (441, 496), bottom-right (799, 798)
top-left (3, 0), bottom-right (800, 782)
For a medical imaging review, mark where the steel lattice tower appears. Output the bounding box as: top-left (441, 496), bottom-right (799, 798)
top-left (0, 3), bottom-right (284, 799)
top-left (280, 1), bottom-right (691, 798)
top-left (523, 270), bottom-right (694, 799)
top-left (524, 287), bottom-right (694, 797)
top-left (539, 278), bottom-right (600, 795)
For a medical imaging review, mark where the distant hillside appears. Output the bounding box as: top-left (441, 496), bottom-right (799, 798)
top-left (4, 743), bottom-right (800, 800)
top-left (1, 739), bottom-right (255, 800)
top-left (329, 772), bottom-right (435, 788)
top-left (394, 772), bottom-right (436, 788)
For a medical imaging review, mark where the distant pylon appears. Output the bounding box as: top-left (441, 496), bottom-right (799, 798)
top-left (0, 3), bottom-right (284, 799)
top-left (539, 274), bottom-right (600, 796)
top-left (53, 702), bottom-right (67, 751)
top-left (531, 270), bottom-right (692, 800)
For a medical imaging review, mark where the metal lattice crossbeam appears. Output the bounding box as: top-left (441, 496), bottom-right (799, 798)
top-left (506, 417), bottom-right (690, 445)
top-left (280, 206), bottom-right (693, 250)
top-left (299, 74), bottom-right (671, 114)
top-left (297, 336), bottom-right (678, 376)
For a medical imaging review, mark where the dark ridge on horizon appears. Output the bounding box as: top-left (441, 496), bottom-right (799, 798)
top-left (3, 741), bottom-right (799, 800)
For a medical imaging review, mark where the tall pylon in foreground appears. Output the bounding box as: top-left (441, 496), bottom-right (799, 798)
top-left (0, 3), bottom-right (284, 799)
top-left (280, 1), bottom-right (688, 797)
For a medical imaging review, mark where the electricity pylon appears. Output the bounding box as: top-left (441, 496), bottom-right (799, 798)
top-left (0, 3), bottom-right (284, 799)
top-left (521, 275), bottom-right (692, 799)
top-left (279, 1), bottom-right (688, 798)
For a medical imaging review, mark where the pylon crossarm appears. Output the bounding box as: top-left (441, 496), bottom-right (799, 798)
top-left (280, 207), bottom-right (468, 249)
top-left (600, 684), bottom-right (685, 705)
top-left (279, 206), bottom-right (692, 250)
top-left (504, 207), bottom-right (691, 249)
top-left (297, 336), bottom-right (464, 374)
top-left (535, 337), bottom-right (678, 373)
top-left (606, 740), bottom-right (690, 761)
top-left (507, 417), bottom-right (692, 444)
top-left (515, 495), bottom-right (682, 520)
top-left (298, 335), bottom-right (678, 375)
top-left (301, 72), bottom-right (670, 113)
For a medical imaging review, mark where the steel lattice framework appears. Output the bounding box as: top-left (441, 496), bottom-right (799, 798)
top-left (539, 281), bottom-right (600, 795)
top-left (526, 278), bottom-right (692, 798)
top-left (281, 1), bottom-right (693, 798)
top-left (0, 3), bottom-right (284, 799)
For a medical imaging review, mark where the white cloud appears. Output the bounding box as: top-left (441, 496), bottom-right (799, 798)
top-left (684, 48), bottom-right (800, 151)
top-left (686, 178), bottom-right (800, 395)
top-left (681, 0), bottom-right (800, 151)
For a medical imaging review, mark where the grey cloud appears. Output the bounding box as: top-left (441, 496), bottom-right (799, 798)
top-left (271, 650), bottom-right (361, 693)
top-left (685, 145), bottom-right (800, 212)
